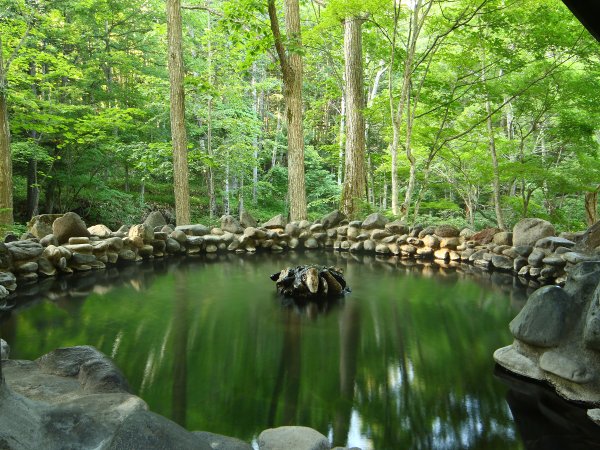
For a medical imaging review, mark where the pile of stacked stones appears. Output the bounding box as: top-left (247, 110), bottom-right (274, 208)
top-left (1, 210), bottom-right (598, 300)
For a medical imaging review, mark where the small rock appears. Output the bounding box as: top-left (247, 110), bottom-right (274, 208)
top-left (371, 229), bottom-right (391, 241)
top-left (257, 426), bottom-right (329, 450)
top-left (175, 224), bottom-right (210, 236)
top-left (263, 214), bottom-right (287, 229)
top-left (69, 236), bottom-right (91, 245)
top-left (6, 241), bottom-right (44, 261)
top-left (493, 231), bottom-right (513, 246)
top-left (27, 214), bottom-right (64, 239)
top-left (1, 339), bottom-right (9, 359)
top-left (128, 224), bottom-right (154, 243)
top-left (527, 248), bottom-right (546, 267)
top-left (385, 220), bottom-right (408, 234)
top-left (220, 215), bottom-right (243, 234)
top-left (471, 228), bottom-right (502, 244)
top-left (193, 431), bottom-right (252, 450)
top-left (491, 255), bottom-right (513, 271)
top-left (434, 225), bottom-right (460, 238)
top-left (536, 236), bottom-right (575, 251)
top-left (375, 244), bottom-right (390, 254)
top-left (363, 240), bottom-right (376, 252)
top-left (240, 210), bottom-right (258, 228)
top-left (143, 211), bottom-right (167, 229)
top-left (88, 224), bottom-right (112, 238)
top-left (320, 210), bottom-right (345, 229)
top-left (361, 212), bottom-right (388, 230)
top-left (39, 234), bottom-right (58, 247)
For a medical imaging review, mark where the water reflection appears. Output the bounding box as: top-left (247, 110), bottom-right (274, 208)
top-left (1, 252), bottom-right (541, 448)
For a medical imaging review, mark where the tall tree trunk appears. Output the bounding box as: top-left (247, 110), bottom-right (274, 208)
top-left (166, 0), bottom-right (191, 226)
top-left (341, 17), bottom-right (367, 219)
top-left (0, 36), bottom-right (13, 226)
top-left (268, 0), bottom-right (307, 221)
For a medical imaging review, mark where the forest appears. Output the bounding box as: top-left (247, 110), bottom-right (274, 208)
top-left (0, 0), bottom-right (599, 233)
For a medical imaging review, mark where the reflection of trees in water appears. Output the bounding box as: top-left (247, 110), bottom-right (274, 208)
top-left (172, 269), bottom-right (189, 427)
top-left (268, 310), bottom-right (301, 426)
top-left (3, 252), bottom-right (529, 447)
top-left (333, 299), bottom-right (360, 447)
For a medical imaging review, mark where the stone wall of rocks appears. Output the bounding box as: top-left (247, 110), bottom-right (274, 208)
top-left (1, 210), bottom-right (599, 300)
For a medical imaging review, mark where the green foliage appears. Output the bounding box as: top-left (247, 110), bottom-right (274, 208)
top-left (1, 0), bottom-right (597, 230)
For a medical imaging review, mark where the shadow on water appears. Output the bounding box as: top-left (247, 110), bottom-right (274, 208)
top-left (0, 251), bottom-right (595, 448)
top-left (495, 366), bottom-right (600, 450)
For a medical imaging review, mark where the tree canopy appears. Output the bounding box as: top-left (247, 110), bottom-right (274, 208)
top-left (0, 0), bottom-right (598, 231)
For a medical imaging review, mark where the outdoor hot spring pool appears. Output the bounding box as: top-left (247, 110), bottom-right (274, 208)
top-left (1, 252), bottom-right (552, 448)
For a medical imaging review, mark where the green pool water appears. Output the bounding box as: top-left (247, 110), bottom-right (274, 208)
top-left (1, 252), bottom-right (527, 449)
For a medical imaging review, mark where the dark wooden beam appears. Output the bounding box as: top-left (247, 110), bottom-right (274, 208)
top-left (562, 0), bottom-right (600, 42)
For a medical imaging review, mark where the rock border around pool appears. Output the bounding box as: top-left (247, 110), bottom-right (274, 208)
top-left (1, 211), bottom-right (598, 299)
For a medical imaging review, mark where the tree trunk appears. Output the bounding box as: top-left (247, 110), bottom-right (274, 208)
top-left (0, 36), bottom-right (13, 226)
top-left (268, 0), bottom-right (307, 221)
top-left (337, 94), bottom-right (345, 186)
top-left (207, 97), bottom-right (216, 219)
top-left (389, 1), bottom-right (423, 217)
top-left (251, 62), bottom-right (260, 204)
top-left (26, 62), bottom-right (39, 219)
top-left (166, 0), bottom-right (191, 226)
top-left (341, 17), bottom-right (367, 219)
top-left (485, 101), bottom-right (505, 230)
top-left (586, 188), bottom-right (599, 226)
top-left (366, 62), bottom-right (386, 206)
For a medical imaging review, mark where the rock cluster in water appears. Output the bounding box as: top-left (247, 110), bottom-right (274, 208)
top-left (494, 260), bottom-right (600, 423)
top-left (270, 265), bottom-right (348, 299)
top-left (1, 211), bottom-right (598, 302)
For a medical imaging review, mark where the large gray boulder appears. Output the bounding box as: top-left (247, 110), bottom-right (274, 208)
top-left (27, 214), bottom-right (63, 239)
top-left (258, 426), bottom-right (330, 450)
top-left (193, 431), bottom-right (253, 450)
top-left (513, 218), bottom-right (556, 247)
top-left (52, 212), bottom-right (90, 244)
top-left (36, 346), bottom-right (130, 393)
top-left (495, 261), bottom-right (600, 412)
top-left (508, 286), bottom-right (571, 347)
top-left (143, 211), bottom-right (167, 230)
top-left (575, 221), bottom-right (600, 254)
top-left (361, 212), bottom-right (388, 230)
top-left (107, 411), bottom-right (212, 450)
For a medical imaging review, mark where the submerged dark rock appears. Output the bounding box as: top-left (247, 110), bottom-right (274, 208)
top-left (270, 265), bottom-right (349, 299)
